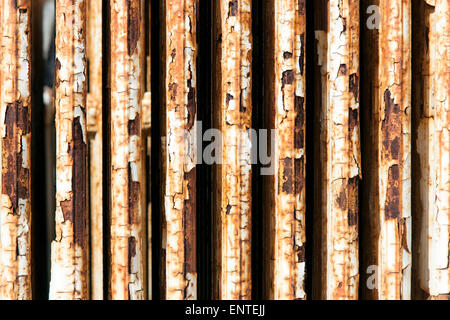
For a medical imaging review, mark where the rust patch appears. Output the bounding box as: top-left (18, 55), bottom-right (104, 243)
top-left (55, 57), bottom-right (61, 70)
top-left (296, 245), bottom-right (305, 263)
top-left (226, 93), bottom-right (233, 106)
top-left (295, 96), bottom-right (305, 149)
top-left (299, 33), bottom-right (305, 75)
top-left (2, 101), bottom-right (31, 214)
top-left (127, 0), bottom-right (141, 55)
top-left (186, 87), bottom-right (196, 130)
top-left (338, 64), bottom-right (347, 76)
top-left (349, 108), bottom-right (358, 131)
top-left (168, 82), bottom-right (178, 101)
top-left (239, 94), bottom-right (247, 113)
top-left (281, 158), bottom-right (293, 194)
top-left (229, 0), bottom-right (238, 17)
top-left (72, 116), bottom-right (87, 248)
top-left (294, 158), bottom-right (304, 194)
top-left (347, 177), bottom-right (358, 226)
top-left (128, 163), bottom-right (140, 224)
top-left (336, 186), bottom-right (347, 210)
top-left (349, 73), bottom-right (359, 102)
top-left (184, 168), bottom-right (197, 273)
top-left (385, 164), bottom-right (400, 220)
top-left (281, 70), bottom-right (294, 86)
top-left (298, 0), bottom-right (305, 14)
top-left (128, 236), bottom-right (137, 274)
top-left (60, 200), bottom-right (73, 223)
top-left (382, 89), bottom-right (401, 156)
top-left (283, 51), bottom-right (293, 59)
top-left (128, 114), bottom-right (141, 136)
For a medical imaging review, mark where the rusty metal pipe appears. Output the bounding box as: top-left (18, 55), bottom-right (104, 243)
top-left (314, 0), bottom-right (360, 300)
top-left (362, 0), bottom-right (412, 300)
top-left (109, 0), bottom-right (146, 300)
top-left (86, 0), bottom-right (103, 300)
top-left (264, 0), bottom-right (307, 300)
top-left (161, 0), bottom-right (198, 300)
top-left (415, 0), bottom-right (450, 300)
top-left (0, 0), bottom-right (32, 300)
top-left (213, 0), bottom-right (252, 300)
top-left (49, 0), bottom-right (89, 300)
top-left (376, 0), bottom-right (411, 300)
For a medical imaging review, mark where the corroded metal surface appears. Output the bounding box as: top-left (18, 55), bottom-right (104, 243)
top-left (161, 0), bottom-right (197, 300)
top-left (213, 0), bottom-right (252, 300)
top-left (264, 0), bottom-right (306, 300)
top-left (86, 0), bottom-right (103, 300)
top-left (315, 0), bottom-right (360, 300)
top-left (0, 0), bottom-right (32, 300)
top-left (362, 0), bottom-right (412, 300)
top-left (376, 0), bottom-right (411, 300)
top-left (416, 0), bottom-right (450, 300)
top-left (109, 0), bottom-right (146, 300)
top-left (50, 0), bottom-right (89, 300)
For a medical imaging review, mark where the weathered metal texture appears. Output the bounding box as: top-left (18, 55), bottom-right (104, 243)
top-left (213, 0), bottom-right (252, 300)
top-left (416, 0), bottom-right (450, 300)
top-left (377, 0), bottom-right (412, 300)
top-left (314, 0), bottom-right (360, 299)
top-left (0, 0), bottom-right (32, 300)
top-left (161, 0), bottom-right (198, 300)
top-left (264, 0), bottom-right (306, 300)
top-left (50, 0), bottom-right (89, 300)
top-left (109, 0), bottom-right (146, 300)
top-left (86, 0), bottom-right (103, 300)
top-left (144, 1), bottom-right (152, 299)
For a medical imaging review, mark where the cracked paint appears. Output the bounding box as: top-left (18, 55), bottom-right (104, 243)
top-left (265, 0), bottom-right (306, 300)
top-left (416, 0), bottom-right (450, 300)
top-left (162, 0), bottom-right (198, 300)
top-left (49, 0), bottom-right (88, 300)
top-left (213, 0), bottom-right (252, 300)
top-left (316, 0), bottom-right (360, 300)
top-left (0, 0), bottom-right (32, 300)
top-left (109, 0), bottom-right (146, 300)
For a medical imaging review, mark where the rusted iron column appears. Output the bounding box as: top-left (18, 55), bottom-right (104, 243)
top-left (314, 0), bottom-right (360, 299)
top-left (49, 0), bottom-right (89, 300)
top-left (363, 0), bottom-right (411, 300)
top-left (414, 0), bottom-right (450, 300)
top-left (86, 0), bottom-right (103, 300)
top-left (213, 0), bottom-right (252, 300)
top-left (144, 0), bottom-right (152, 300)
top-left (161, 0), bottom-right (197, 300)
top-left (109, 0), bottom-right (146, 300)
top-left (0, 0), bottom-right (32, 300)
top-left (263, 0), bottom-right (306, 300)
top-left (376, 0), bottom-right (411, 300)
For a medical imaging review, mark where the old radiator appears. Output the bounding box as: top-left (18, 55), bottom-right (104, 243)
top-left (0, 0), bottom-right (448, 300)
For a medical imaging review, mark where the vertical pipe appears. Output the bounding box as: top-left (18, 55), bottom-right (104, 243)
top-left (377, 0), bottom-right (411, 300)
top-left (144, 0), bottom-right (152, 300)
top-left (50, 0), bottom-right (89, 300)
top-left (264, 0), bottom-right (307, 300)
top-left (364, 0), bottom-right (412, 300)
top-left (213, 0), bottom-right (252, 300)
top-left (161, 0), bottom-right (198, 300)
top-left (86, 0), bottom-right (103, 300)
top-left (415, 0), bottom-right (450, 300)
top-left (0, 0), bottom-right (32, 300)
top-left (109, 0), bottom-right (146, 300)
top-left (314, 0), bottom-right (360, 299)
